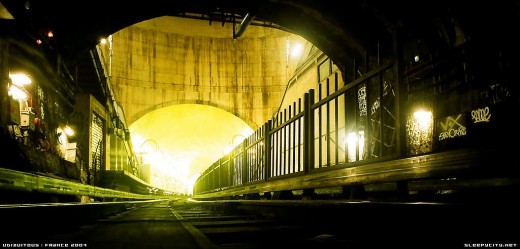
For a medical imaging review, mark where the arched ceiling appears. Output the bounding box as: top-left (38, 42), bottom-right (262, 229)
top-left (3, 0), bottom-right (519, 73)
top-left (0, 0), bottom-right (436, 71)
top-left (2, 0), bottom-right (519, 195)
top-left (0, 1), bottom-right (355, 71)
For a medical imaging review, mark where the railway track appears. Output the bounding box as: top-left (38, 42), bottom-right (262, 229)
top-left (2, 199), bottom-right (517, 248)
top-left (171, 200), bottom-right (366, 249)
top-left (173, 198), bottom-right (520, 248)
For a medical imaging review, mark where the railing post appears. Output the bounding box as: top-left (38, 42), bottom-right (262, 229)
top-left (218, 161), bottom-right (221, 190)
top-left (263, 121), bottom-right (271, 181)
top-left (393, 30), bottom-right (405, 158)
top-left (226, 156), bottom-right (231, 188)
top-left (242, 139), bottom-right (248, 185)
top-left (303, 89), bottom-right (315, 173)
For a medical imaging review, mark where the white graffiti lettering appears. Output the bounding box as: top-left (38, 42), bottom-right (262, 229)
top-left (439, 126), bottom-right (467, 140)
top-left (371, 99), bottom-right (380, 116)
top-left (471, 107), bottom-right (491, 123)
top-left (358, 86), bottom-right (367, 117)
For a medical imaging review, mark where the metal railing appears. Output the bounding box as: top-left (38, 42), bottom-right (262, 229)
top-left (194, 62), bottom-right (396, 194)
top-left (0, 167), bottom-right (172, 200)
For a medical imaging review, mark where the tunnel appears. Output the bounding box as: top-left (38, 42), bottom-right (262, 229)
top-left (1, 0), bottom-right (519, 248)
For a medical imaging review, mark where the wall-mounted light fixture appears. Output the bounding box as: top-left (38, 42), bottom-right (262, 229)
top-left (344, 130), bottom-right (365, 162)
top-left (64, 125), bottom-right (75, 136)
top-left (406, 108), bottom-right (434, 155)
top-left (8, 72), bottom-right (31, 100)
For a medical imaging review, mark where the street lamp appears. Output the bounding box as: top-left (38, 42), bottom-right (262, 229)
top-left (223, 134), bottom-right (247, 155)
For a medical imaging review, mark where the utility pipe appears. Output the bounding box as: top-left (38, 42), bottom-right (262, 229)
top-left (233, 13), bottom-right (255, 39)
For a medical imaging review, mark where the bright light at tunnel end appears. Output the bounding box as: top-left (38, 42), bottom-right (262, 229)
top-left (129, 104), bottom-right (254, 196)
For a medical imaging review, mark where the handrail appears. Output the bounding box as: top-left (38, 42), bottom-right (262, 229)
top-left (0, 167), bottom-right (174, 200)
top-left (194, 62), bottom-right (395, 194)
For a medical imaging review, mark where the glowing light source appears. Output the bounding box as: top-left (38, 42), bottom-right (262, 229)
top-left (64, 126), bottom-right (75, 136)
top-left (8, 85), bottom-right (27, 100)
top-left (223, 133), bottom-right (250, 155)
top-left (9, 73), bottom-right (32, 86)
top-left (413, 110), bottom-right (433, 131)
top-left (290, 43), bottom-right (303, 58)
top-left (100, 38), bottom-right (107, 45)
top-left (285, 39), bottom-right (304, 63)
top-left (406, 108), bottom-right (434, 155)
top-left (8, 73), bottom-right (31, 100)
top-left (345, 130), bottom-right (365, 162)
top-left (223, 145), bottom-right (233, 155)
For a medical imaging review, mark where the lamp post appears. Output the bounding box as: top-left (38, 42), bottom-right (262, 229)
top-left (223, 134), bottom-right (247, 155)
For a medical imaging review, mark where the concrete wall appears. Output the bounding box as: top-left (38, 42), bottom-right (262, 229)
top-left (107, 16), bottom-right (307, 129)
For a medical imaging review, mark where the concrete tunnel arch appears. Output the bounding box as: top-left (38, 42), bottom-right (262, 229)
top-left (129, 99), bottom-right (260, 131)
top-left (107, 16), bottom-right (310, 132)
top-left (128, 103), bottom-right (255, 194)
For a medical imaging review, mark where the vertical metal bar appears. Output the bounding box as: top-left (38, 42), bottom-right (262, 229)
top-left (292, 101), bottom-right (297, 173)
top-left (334, 73), bottom-right (339, 166)
top-left (278, 112), bottom-right (282, 176)
top-left (250, 130), bottom-right (254, 181)
top-left (221, 160), bottom-right (225, 188)
top-left (303, 91), bottom-right (311, 173)
top-left (218, 161), bottom-right (221, 190)
top-left (318, 84), bottom-right (322, 168)
top-left (251, 136), bottom-right (254, 182)
top-left (309, 90), bottom-right (315, 171)
top-left (275, 113), bottom-right (279, 176)
top-left (257, 130), bottom-right (261, 180)
top-left (253, 131), bottom-right (257, 181)
top-left (355, 84), bottom-right (360, 162)
top-left (393, 32), bottom-right (404, 158)
top-left (261, 126), bottom-right (265, 180)
top-left (273, 117), bottom-right (278, 177)
top-left (209, 164), bottom-right (215, 190)
top-left (303, 89), bottom-right (315, 173)
top-left (242, 138), bottom-right (248, 185)
top-left (326, 78), bottom-right (331, 167)
top-left (225, 157), bottom-right (229, 187)
top-left (254, 130), bottom-right (258, 181)
top-left (363, 50), bottom-right (369, 161)
top-left (365, 83), bottom-right (371, 160)
top-left (288, 105), bottom-right (292, 173)
top-left (217, 164), bottom-right (220, 189)
top-left (264, 121), bottom-right (271, 181)
top-left (230, 153), bottom-right (234, 186)
top-left (245, 140), bottom-right (249, 183)
top-left (298, 98), bottom-right (302, 172)
top-left (280, 112), bottom-right (284, 176)
top-left (284, 108), bottom-right (287, 175)
top-left (344, 85), bottom-right (348, 163)
top-left (379, 58), bottom-right (384, 158)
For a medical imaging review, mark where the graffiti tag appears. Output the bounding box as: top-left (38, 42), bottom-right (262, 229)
top-left (471, 107), bottom-right (491, 123)
top-left (438, 114), bottom-right (467, 141)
